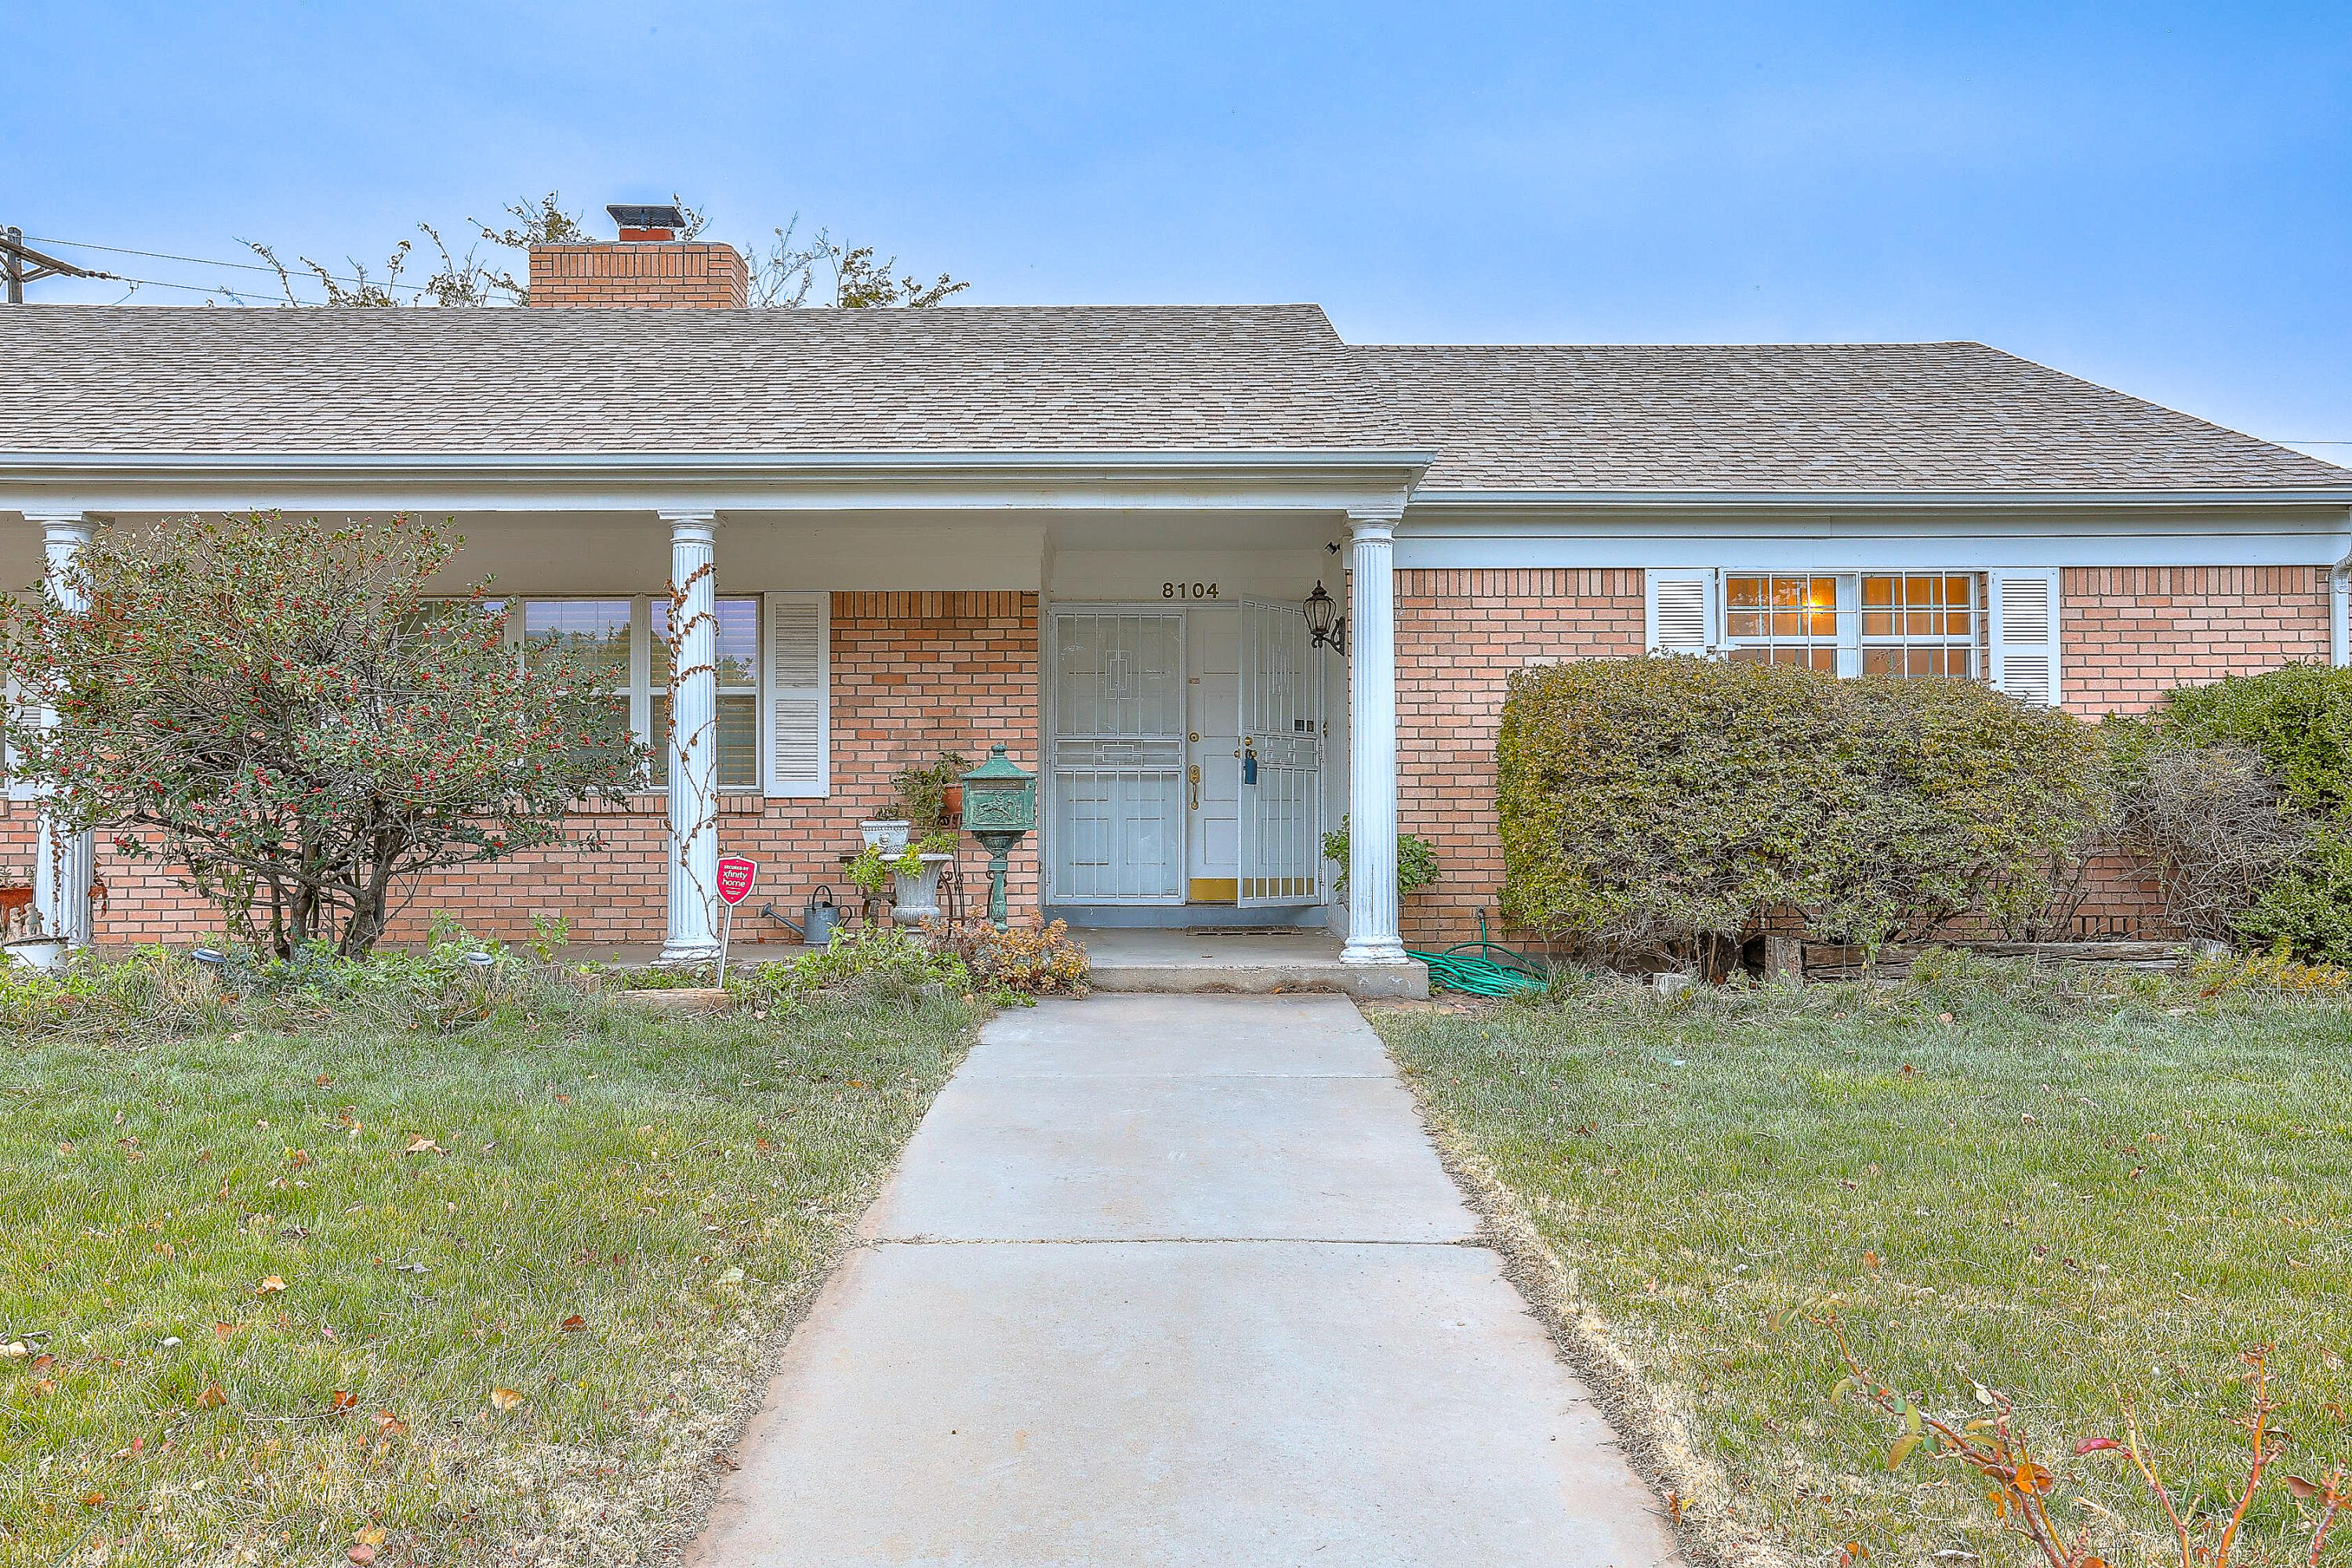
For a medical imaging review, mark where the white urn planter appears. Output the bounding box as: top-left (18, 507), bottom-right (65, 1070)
top-left (860, 818), bottom-right (911, 853)
top-left (5, 935), bottom-right (68, 974)
top-left (891, 852), bottom-right (956, 921)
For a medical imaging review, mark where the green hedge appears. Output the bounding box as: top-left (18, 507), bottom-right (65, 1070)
top-left (2128, 664), bottom-right (2352, 963)
top-left (1496, 657), bottom-right (2107, 962)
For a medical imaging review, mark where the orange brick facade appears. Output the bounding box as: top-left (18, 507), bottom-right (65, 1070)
top-left (2061, 566), bottom-right (2331, 717)
top-left (25, 592), bottom-right (1040, 953)
top-left (1394, 569), bottom-right (1646, 947)
top-left (12, 563), bottom-right (2339, 953)
top-left (1392, 564), bottom-right (2338, 947)
top-left (526, 242), bottom-right (750, 309)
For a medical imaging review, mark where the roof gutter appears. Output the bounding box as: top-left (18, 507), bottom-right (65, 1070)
top-left (0, 448), bottom-right (1436, 481)
top-left (1406, 485), bottom-right (2352, 510)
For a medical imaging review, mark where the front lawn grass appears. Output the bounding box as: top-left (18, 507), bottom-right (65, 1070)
top-left (1374, 955), bottom-right (2352, 1568)
top-left (1, 985), bottom-right (976, 1567)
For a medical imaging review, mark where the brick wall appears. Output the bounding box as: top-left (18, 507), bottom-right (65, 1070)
top-left (1394, 568), bottom-right (1646, 947)
top-left (526, 242), bottom-right (750, 309)
top-left (33, 591), bottom-right (1040, 951)
top-left (2063, 566), bottom-right (2331, 717)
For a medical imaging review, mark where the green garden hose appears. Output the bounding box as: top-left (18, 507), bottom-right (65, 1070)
top-left (1407, 914), bottom-right (1550, 996)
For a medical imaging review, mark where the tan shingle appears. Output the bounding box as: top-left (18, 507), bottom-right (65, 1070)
top-left (0, 303), bottom-right (1376, 456)
top-left (2, 307), bottom-right (2342, 493)
top-left (1359, 341), bottom-right (2347, 491)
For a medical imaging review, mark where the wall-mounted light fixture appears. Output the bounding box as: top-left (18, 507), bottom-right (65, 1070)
top-left (1304, 580), bottom-right (1346, 654)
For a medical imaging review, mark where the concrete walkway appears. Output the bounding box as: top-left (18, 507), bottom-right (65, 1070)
top-left (688, 994), bottom-right (1678, 1568)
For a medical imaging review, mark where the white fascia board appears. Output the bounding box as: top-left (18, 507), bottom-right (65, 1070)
top-left (0, 449), bottom-right (1433, 517)
top-left (1405, 486), bottom-right (2352, 510)
top-left (1398, 532), bottom-right (2352, 571)
top-left (1395, 495), bottom-right (2352, 571)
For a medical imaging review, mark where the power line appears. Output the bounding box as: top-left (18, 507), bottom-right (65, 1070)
top-left (24, 234), bottom-right (437, 296)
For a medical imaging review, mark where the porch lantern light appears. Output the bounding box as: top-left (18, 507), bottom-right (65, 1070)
top-left (959, 744), bottom-right (1036, 928)
top-left (1303, 580), bottom-right (1346, 653)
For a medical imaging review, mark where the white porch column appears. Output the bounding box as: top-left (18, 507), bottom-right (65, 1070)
top-left (1341, 509), bottom-right (1409, 966)
top-left (28, 510), bottom-right (97, 948)
top-left (659, 509), bottom-right (723, 964)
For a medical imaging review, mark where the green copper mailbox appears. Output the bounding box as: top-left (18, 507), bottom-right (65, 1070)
top-left (960, 744), bottom-right (1036, 926)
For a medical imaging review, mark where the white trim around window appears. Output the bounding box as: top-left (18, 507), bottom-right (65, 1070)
top-left (1643, 567), bottom-right (2061, 703)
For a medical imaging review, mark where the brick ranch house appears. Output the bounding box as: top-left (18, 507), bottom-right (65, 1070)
top-left (4, 225), bottom-right (2350, 973)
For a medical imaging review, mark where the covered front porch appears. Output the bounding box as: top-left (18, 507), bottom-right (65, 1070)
top-left (5, 451), bottom-right (1426, 975)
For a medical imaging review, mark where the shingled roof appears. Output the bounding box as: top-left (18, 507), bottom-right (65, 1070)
top-left (2, 304), bottom-right (2343, 494)
top-left (0, 303), bottom-right (1381, 457)
top-left (1359, 341), bottom-right (2349, 492)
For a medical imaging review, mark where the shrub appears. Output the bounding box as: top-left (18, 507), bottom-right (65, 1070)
top-left (730, 924), bottom-right (971, 1007)
top-left (2118, 666), bottom-right (2352, 963)
top-left (1319, 816), bottom-right (1441, 896)
top-left (2110, 741), bottom-right (2307, 945)
top-left (0, 513), bottom-right (641, 956)
top-left (0, 924), bottom-right (604, 1042)
top-left (1495, 657), bottom-right (2106, 965)
top-left (924, 918), bottom-right (1091, 996)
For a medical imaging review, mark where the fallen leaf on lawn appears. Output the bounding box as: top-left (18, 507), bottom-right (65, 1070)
top-left (314, 1073), bottom-right (332, 1087)
top-left (560, 1315), bottom-right (586, 1333)
top-left (82, 1491), bottom-right (106, 1508)
top-left (31, 1377), bottom-right (54, 1396)
top-left (0, 1342), bottom-right (26, 1359)
top-left (717, 1267), bottom-right (746, 1285)
top-left (328, 1390), bottom-right (358, 1412)
top-left (489, 1387), bottom-right (524, 1411)
top-left (213, 1323), bottom-right (235, 1339)
top-left (194, 1384), bottom-right (227, 1409)
top-left (347, 1548), bottom-right (376, 1566)
top-left (2285, 1475), bottom-right (2324, 1500)
top-left (405, 1136), bottom-right (441, 1155)
top-left (372, 1410), bottom-right (407, 1436)
top-left (354, 1526), bottom-right (386, 1545)
top-left (255, 1276), bottom-right (286, 1296)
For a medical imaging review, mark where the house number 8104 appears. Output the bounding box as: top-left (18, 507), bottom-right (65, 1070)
top-left (1163, 582), bottom-right (1219, 599)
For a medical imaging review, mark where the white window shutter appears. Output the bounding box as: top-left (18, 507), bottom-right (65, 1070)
top-left (764, 592), bottom-right (829, 797)
top-left (1646, 568), bottom-right (1719, 656)
top-left (1988, 570), bottom-right (2063, 706)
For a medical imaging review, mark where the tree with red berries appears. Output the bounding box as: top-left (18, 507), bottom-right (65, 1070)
top-left (0, 513), bottom-right (642, 956)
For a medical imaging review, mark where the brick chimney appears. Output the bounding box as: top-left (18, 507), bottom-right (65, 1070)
top-left (527, 202), bottom-right (748, 308)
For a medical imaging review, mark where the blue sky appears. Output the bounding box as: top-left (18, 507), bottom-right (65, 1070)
top-left (7, 1), bottom-right (2347, 456)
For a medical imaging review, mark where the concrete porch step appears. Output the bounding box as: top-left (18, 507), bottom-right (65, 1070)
top-left (1076, 927), bottom-right (1428, 1001)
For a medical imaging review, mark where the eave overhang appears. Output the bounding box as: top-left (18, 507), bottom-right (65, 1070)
top-left (0, 448), bottom-right (1436, 517)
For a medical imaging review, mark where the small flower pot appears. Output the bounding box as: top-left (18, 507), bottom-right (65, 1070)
top-left (941, 782), bottom-right (964, 825)
top-left (891, 852), bottom-right (956, 921)
top-left (860, 819), bottom-right (911, 853)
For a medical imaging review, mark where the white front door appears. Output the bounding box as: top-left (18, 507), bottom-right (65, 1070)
top-left (1047, 608), bottom-right (1187, 903)
top-left (1185, 604), bottom-right (1240, 902)
top-left (1237, 597), bottom-right (1324, 906)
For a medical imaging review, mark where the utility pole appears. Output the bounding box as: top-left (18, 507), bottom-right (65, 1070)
top-left (0, 227), bottom-right (116, 302)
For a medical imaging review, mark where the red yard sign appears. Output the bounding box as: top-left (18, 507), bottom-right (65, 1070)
top-left (716, 857), bottom-right (758, 906)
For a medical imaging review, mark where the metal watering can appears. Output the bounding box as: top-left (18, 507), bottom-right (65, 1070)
top-left (762, 884), bottom-right (843, 948)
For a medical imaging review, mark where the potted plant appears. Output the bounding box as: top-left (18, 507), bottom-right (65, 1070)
top-left (847, 831), bottom-right (960, 921)
top-left (858, 817), bottom-right (910, 853)
top-left (891, 751), bottom-right (973, 830)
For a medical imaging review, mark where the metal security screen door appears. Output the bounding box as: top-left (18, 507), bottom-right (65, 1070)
top-left (1049, 609), bottom-right (1187, 902)
top-left (1237, 598), bottom-right (1324, 905)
